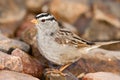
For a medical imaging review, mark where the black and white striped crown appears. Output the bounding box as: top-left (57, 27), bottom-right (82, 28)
top-left (35, 13), bottom-right (56, 21)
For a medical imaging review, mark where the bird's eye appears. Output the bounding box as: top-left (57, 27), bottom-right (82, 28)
top-left (41, 19), bottom-right (45, 22)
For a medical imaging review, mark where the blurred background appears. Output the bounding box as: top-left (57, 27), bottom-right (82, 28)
top-left (0, 0), bottom-right (120, 42)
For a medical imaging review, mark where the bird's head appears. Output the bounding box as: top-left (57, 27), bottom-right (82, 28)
top-left (31, 13), bottom-right (56, 25)
top-left (31, 13), bottom-right (59, 31)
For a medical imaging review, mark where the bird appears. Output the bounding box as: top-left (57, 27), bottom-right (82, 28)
top-left (31, 13), bottom-right (120, 75)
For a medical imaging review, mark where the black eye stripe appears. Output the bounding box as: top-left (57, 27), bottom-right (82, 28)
top-left (36, 13), bottom-right (50, 19)
top-left (45, 17), bottom-right (56, 21)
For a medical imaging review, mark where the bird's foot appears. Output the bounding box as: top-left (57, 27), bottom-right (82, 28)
top-left (46, 69), bottom-right (67, 76)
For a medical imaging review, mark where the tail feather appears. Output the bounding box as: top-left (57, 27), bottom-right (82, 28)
top-left (86, 41), bottom-right (120, 52)
top-left (94, 41), bottom-right (120, 47)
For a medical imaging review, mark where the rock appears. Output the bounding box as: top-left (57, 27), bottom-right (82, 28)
top-left (0, 51), bottom-right (23, 72)
top-left (16, 14), bottom-right (35, 37)
top-left (82, 72), bottom-right (120, 80)
top-left (0, 34), bottom-right (30, 52)
top-left (66, 47), bottom-right (120, 77)
top-left (0, 48), bottom-right (43, 78)
top-left (50, 0), bottom-right (89, 24)
top-left (12, 49), bottom-right (43, 78)
top-left (93, 0), bottom-right (120, 28)
top-left (0, 70), bottom-right (39, 80)
top-left (0, 0), bottom-right (26, 37)
top-left (25, 0), bottom-right (50, 13)
top-left (82, 20), bottom-right (120, 41)
top-left (44, 69), bottom-right (78, 80)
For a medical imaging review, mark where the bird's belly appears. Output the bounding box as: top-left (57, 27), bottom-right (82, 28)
top-left (37, 35), bottom-right (82, 65)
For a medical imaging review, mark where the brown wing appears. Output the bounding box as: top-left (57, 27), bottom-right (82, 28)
top-left (54, 29), bottom-right (94, 48)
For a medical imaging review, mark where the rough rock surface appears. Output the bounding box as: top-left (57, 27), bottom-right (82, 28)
top-left (12, 49), bottom-right (43, 78)
top-left (0, 34), bottom-right (30, 52)
top-left (83, 72), bottom-right (120, 80)
top-left (0, 70), bottom-right (39, 80)
top-left (0, 51), bottom-right (23, 72)
top-left (67, 47), bottom-right (120, 76)
top-left (0, 48), bottom-right (43, 78)
top-left (16, 14), bottom-right (35, 37)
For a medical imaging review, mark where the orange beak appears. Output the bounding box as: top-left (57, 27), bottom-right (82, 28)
top-left (31, 19), bottom-right (38, 24)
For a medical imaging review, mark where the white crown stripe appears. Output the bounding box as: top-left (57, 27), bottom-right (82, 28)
top-left (36, 13), bottom-right (56, 21)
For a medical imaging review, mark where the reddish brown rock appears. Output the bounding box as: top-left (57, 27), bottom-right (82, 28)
top-left (0, 0), bottom-right (26, 37)
top-left (12, 49), bottom-right (43, 78)
top-left (50, 0), bottom-right (89, 24)
top-left (0, 70), bottom-right (39, 80)
top-left (16, 14), bottom-right (35, 37)
top-left (0, 51), bottom-right (23, 72)
top-left (20, 27), bottom-right (37, 46)
top-left (82, 72), bottom-right (120, 80)
top-left (0, 48), bottom-right (43, 78)
top-left (67, 47), bottom-right (120, 77)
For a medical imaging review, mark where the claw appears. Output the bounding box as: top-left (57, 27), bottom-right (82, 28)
top-left (46, 69), bottom-right (67, 76)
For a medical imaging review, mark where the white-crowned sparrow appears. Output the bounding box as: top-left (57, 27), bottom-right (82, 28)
top-left (31, 13), bottom-right (120, 73)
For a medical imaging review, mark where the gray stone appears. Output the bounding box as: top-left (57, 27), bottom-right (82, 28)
top-left (0, 34), bottom-right (30, 52)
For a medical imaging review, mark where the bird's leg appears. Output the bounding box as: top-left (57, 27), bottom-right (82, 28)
top-left (46, 63), bottom-right (71, 76)
top-left (59, 63), bottom-right (71, 72)
top-left (46, 69), bottom-right (66, 76)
